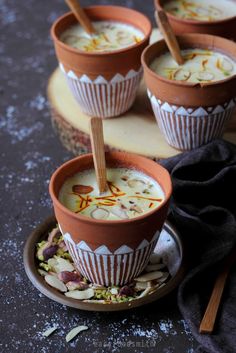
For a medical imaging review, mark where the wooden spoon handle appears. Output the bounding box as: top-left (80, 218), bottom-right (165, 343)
top-left (155, 10), bottom-right (184, 65)
top-left (65, 0), bottom-right (96, 35)
top-left (199, 249), bottom-right (236, 334)
top-left (89, 117), bottom-right (107, 194)
top-left (199, 269), bottom-right (229, 333)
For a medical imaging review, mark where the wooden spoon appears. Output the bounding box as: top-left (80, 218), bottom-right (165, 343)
top-left (199, 247), bottom-right (236, 334)
top-left (89, 117), bottom-right (107, 194)
top-left (65, 0), bottom-right (96, 35)
top-left (155, 10), bottom-right (184, 65)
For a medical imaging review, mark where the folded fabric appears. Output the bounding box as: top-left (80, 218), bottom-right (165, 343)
top-left (160, 139), bottom-right (236, 353)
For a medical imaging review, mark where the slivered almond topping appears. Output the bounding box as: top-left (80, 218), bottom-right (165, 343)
top-left (72, 184), bottom-right (94, 195)
top-left (196, 71), bottom-right (214, 81)
top-left (173, 69), bottom-right (191, 81)
top-left (90, 207), bottom-right (109, 220)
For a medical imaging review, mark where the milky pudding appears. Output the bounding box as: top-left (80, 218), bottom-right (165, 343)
top-left (60, 21), bottom-right (144, 52)
top-left (163, 0), bottom-right (236, 21)
top-left (150, 48), bottom-right (236, 83)
top-left (59, 168), bottom-right (164, 220)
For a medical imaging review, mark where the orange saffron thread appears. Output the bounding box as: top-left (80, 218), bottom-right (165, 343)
top-left (98, 202), bottom-right (115, 206)
top-left (95, 195), bottom-right (115, 200)
top-left (129, 196), bottom-right (162, 201)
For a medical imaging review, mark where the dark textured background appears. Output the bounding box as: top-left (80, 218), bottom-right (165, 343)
top-left (0, 0), bottom-right (198, 352)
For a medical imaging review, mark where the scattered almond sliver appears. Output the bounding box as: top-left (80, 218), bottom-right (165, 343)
top-left (66, 325), bottom-right (89, 343)
top-left (42, 326), bottom-right (58, 337)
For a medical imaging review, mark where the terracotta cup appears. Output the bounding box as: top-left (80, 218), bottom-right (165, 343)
top-left (51, 6), bottom-right (152, 119)
top-left (142, 34), bottom-right (236, 150)
top-left (155, 0), bottom-right (236, 41)
top-left (49, 152), bottom-right (172, 286)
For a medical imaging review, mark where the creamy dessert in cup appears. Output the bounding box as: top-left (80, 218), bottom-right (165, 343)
top-left (163, 0), bottom-right (236, 21)
top-left (150, 49), bottom-right (236, 83)
top-left (51, 6), bottom-right (151, 118)
top-left (60, 21), bottom-right (144, 52)
top-left (141, 33), bottom-right (236, 150)
top-left (59, 167), bottom-right (164, 220)
top-left (49, 152), bottom-right (172, 286)
top-left (155, 0), bottom-right (236, 40)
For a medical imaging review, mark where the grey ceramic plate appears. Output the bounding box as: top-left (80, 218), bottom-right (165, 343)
top-left (23, 216), bottom-right (186, 312)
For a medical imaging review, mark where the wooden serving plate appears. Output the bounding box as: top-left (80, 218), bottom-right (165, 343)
top-left (47, 29), bottom-right (236, 159)
top-left (23, 216), bottom-right (185, 312)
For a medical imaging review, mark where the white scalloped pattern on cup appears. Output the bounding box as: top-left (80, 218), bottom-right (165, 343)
top-left (60, 63), bottom-right (143, 118)
top-left (148, 90), bottom-right (236, 150)
top-left (62, 230), bottom-right (160, 286)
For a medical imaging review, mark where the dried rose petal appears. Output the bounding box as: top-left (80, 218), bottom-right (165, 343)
top-left (58, 271), bottom-right (82, 283)
top-left (43, 245), bottom-right (58, 261)
top-left (119, 286), bottom-right (134, 297)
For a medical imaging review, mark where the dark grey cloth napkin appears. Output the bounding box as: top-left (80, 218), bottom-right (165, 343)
top-left (160, 139), bottom-right (236, 353)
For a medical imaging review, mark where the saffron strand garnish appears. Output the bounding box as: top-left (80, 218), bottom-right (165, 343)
top-left (129, 196), bottom-right (162, 202)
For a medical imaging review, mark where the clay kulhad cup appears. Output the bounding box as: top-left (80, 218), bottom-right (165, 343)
top-left (142, 33), bottom-right (236, 150)
top-left (155, 0), bottom-right (236, 41)
top-left (51, 6), bottom-right (152, 119)
top-left (49, 151), bottom-right (172, 286)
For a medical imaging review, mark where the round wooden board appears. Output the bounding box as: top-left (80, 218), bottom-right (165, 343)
top-left (23, 215), bottom-right (185, 312)
top-left (47, 29), bottom-right (236, 159)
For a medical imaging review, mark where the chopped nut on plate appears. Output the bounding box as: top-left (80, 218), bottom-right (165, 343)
top-left (45, 275), bottom-right (67, 292)
top-left (36, 226), bottom-right (172, 304)
top-left (65, 288), bottom-right (94, 300)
